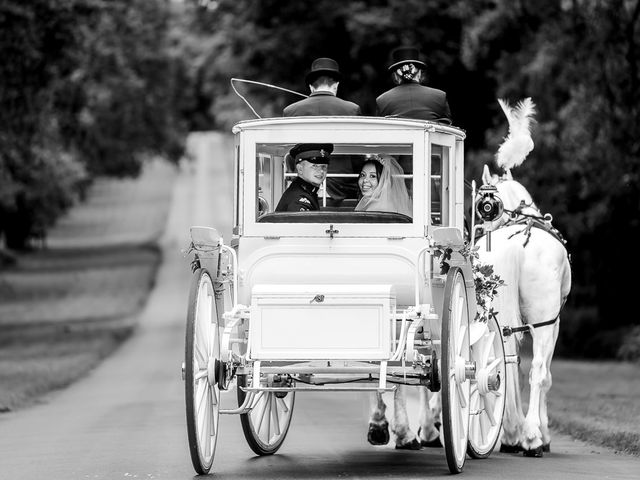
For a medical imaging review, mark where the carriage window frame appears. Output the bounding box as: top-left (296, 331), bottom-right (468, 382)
top-left (430, 144), bottom-right (450, 227)
top-left (241, 128), bottom-right (427, 239)
top-left (254, 142), bottom-right (415, 224)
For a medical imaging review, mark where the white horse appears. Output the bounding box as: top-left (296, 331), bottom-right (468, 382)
top-left (476, 165), bottom-right (571, 456)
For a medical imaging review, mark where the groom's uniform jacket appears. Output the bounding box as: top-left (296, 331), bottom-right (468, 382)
top-left (275, 177), bottom-right (320, 212)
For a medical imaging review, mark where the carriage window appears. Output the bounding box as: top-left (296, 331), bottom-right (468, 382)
top-left (431, 145), bottom-right (449, 226)
top-left (255, 143), bottom-right (413, 223)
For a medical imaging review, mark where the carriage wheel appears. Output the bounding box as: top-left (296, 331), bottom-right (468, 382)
top-left (441, 267), bottom-right (471, 474)
top-left (185, 269), bottom-right (221, 474)
top-left (237, 374), bottom-right (295, 455)
top-left (467, 316), bottom-right (506, 459)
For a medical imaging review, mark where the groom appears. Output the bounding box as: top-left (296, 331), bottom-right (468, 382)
top-left (275, 143), bottom-right (333, 212)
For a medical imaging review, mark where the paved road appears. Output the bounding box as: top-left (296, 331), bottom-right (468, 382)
top-left (0, 133), bottom-right (637, 479)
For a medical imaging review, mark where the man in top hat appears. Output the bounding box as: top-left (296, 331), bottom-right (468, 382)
top-left (276, 143), bottom-right (333, 212)
top-left (376, 46), bottom-right (451, 123)
top-left (283, 57), bottom-right (361, 116)
top-left (284, 58), bottom-right (361, 207)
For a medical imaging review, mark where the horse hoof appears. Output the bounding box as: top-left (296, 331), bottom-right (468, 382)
top-left (500, 443), bottom-right (523, 453)
top-left (395, 439), bottom-right (422, 450)
top-left (542, 443), bottom-right (550, 453)
top-left (417, 423), bottom-right (442, 448)
top-left (367, 421), bottom-right (390, 446)
top-left (523, 446), bottom-right (544, 458)
top-left (421, 437), bottom-right (443, 448)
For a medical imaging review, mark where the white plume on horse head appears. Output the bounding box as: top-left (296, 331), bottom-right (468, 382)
top-left (495, 97), bottom-right (536, 170)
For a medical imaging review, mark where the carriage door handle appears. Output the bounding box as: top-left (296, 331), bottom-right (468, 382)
top-left (325, 224), bottom-right (339, 239)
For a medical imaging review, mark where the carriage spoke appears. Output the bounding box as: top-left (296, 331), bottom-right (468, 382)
top-left (483, 394), bottom-right (497, 426)
top-left (478, 396), bottom-right (487, 440)
top-left (276, 396), bottom-right (290, 413)
top-left (265, 394), bottom-right (273, 441)
top-left (456, 382), bottom-right (468, 409)
top-left (482, 332), bottom-right (495, 366)
top-left (254, 393), bottom-right (269, 435)
top-left (211, 385), bottom-right (219, 406)
top-left (272, 396), bottom-right (281, 437)
top-left (195, 380), bottom-right (207, 416)
top-left (194, 369), bottom-right (208, 381)
top-left (198, 385), bottom-right (211, 444)
top-left (455, 402), bottom-right (465, 441)
top-left (251, 391), bottom-right (266, 410)
top-left (453, 289), bottom-right (463, 330)
top-left (194, 334), bottom-right (208, 367)
top-left (204, 295), bottom-right (214, 357)
top-left (456, 324), bottom-right (467, 356)
top-left (209, 388), bottom-right (217, 437)
top-left (486, 357), bottom-right (503, 373)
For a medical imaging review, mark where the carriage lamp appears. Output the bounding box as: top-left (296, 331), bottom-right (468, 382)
top-left (474, 185), bottom-right (504, 252)
top-left (475, 185), bottom-right (504, 222)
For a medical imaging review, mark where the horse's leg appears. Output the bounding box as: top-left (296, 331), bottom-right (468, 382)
top-left (391, 385), bottom-right (421, 450)
top-left (417, 388), bottom-right (442, 447)
top-left (521, 324), bottom-right (557, 456)
top-left (537, 321), bottom-right (560, 453)
top-left (367, 391), bottom-right (390, 445)
top-left (500, 335), bottom-right (526, 452)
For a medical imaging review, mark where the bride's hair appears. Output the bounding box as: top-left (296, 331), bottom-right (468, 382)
top-left (363, 159), bottom-right (383, 178)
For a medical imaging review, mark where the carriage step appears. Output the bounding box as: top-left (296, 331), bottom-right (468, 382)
top-left (240, 385), bottom-right (396, 393)
top-left (504, 355), bottom-right (520, 365)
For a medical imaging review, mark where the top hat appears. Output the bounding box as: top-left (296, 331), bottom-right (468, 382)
top-left (305, 58), bottom-right (342, 84)
top-left (290, 143), bottom-right (333, 165)
top-left (387, 46), bottom-right (427, 71)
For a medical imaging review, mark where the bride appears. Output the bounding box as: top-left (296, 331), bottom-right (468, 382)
top-left (355, 155), bottom-right (412, 216)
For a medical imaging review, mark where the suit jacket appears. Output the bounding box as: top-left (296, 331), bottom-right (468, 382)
top-left (284, 91), bottom-right (361, 117)
top-left (376, 83), bottom-right (451, 123)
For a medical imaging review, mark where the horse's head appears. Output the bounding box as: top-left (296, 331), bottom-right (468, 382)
top-left (477, 164), bottom-right (538, 229)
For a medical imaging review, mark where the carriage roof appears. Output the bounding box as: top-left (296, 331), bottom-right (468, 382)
top-left (232, 116), bottom-right (466, 139)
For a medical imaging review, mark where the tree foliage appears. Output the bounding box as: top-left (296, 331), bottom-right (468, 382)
top-left (459, 0), bottom-right (640, 353)
top-left (2, 0), bottom-right (638, 355)
top-left (0, 0), bottom-right (188, 249)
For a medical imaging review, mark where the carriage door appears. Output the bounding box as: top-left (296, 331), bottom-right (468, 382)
top-left (428, 133), bottom-right (457, 230)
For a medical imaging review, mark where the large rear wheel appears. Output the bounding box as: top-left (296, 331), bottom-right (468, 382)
top-left (441, 267), bottom-right (471, 474)
top-left (184, 269), bottom-right (221, 474)
top-left (467, 316), bottom-right (506, 458)
top-left (237, 374), bottom-right (295, 455)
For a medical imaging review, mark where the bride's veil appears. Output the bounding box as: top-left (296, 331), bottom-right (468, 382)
top-left (355, 155), bottom-right (412, 216)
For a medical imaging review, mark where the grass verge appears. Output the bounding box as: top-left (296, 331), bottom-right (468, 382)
top-left (0, 160), bottom-right (175, 412)
top-left (548, 358), bottom-right (640, 455)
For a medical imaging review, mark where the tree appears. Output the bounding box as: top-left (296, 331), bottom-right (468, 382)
top-left (0, 0), bottom-right (189, 249)
top-left (459, 0), bottom-right (640, 354)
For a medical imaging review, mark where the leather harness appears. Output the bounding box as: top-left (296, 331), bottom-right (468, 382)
top-left (478, 200), bottom-right (570, 337)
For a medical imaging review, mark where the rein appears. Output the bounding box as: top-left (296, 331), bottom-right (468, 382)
top-left (502, 298), bottom-right (567, 337)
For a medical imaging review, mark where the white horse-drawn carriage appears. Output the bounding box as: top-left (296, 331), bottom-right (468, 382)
top-left (182, 116), bottom-right (510, 475)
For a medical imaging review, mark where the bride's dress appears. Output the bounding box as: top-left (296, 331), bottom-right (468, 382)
top-left (355, 156), bottom-right (412, 216)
